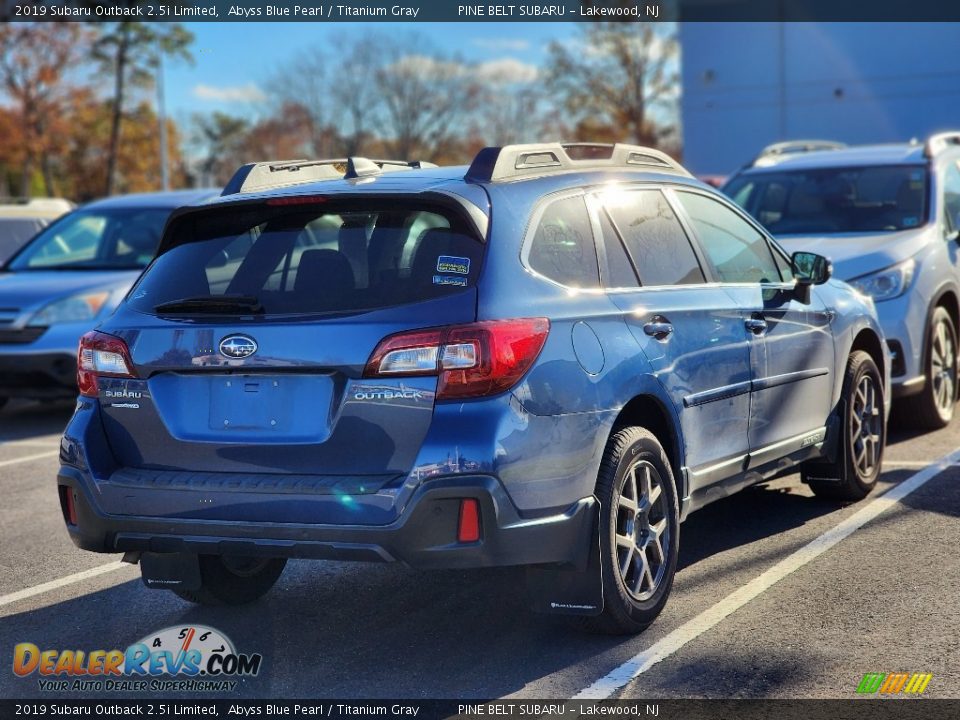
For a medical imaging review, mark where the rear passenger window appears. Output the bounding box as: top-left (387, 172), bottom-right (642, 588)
top-left (600, 189), bottom-right (705, 286)
top-left (527, 196), bottom-right (600, 288)
top-left (676, 191), bottom-right (784, 284)
top-left (597, 209), bottom-right (639, 288)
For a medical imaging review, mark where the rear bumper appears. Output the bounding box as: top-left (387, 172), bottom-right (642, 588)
top-left (57, 466), bottom-right (596, 570)
top-left (0, 350), bottom-right (76, 399)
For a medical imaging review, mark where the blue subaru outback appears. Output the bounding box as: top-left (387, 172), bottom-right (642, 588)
top-left (58, 145), bottom-right (890, 633)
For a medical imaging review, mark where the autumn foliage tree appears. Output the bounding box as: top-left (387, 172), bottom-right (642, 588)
top-left (0, 22), bottom-right (84, 196)
top-left (545, 22), bottom-right (679, 148)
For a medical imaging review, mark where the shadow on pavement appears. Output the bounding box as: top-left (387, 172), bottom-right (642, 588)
top-left (0, 400), bottom-right (73, 441)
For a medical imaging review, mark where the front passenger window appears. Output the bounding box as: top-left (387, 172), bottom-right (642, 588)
top-left (676, 191), bottom-right (784, 284)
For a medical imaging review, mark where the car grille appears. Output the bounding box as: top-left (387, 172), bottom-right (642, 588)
top-left (0, 327), bottom-right (47, 344)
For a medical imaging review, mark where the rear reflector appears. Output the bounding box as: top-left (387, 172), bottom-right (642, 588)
top-left (457, 498), bottom-right (481, 543)
top-left (364, 318), bottom-right (550, 400)
top-left (59, 486), bottom-right (77, 526)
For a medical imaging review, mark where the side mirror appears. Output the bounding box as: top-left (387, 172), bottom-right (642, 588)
top-left (791, 251), bottom-right (832, 304)
top-left (792, 251), bottom-right (832, 285)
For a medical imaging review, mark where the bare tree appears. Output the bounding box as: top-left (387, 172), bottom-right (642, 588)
top-left (473, 59), bottom-right (545, 147)
top-left (331, 35), bottom-right (386, 156)
top-left (0, 23), bottom-right (83, 196)
top-left (544, 22), bottom-right (679, 146)
top-left (269, 47), bottom-right (339, 158)
top-left (374, 37), bottom-right (479, 160)
top-left (192, 112), bottom-right (249, 186)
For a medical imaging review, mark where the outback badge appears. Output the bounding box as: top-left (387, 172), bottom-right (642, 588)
top-left (219, 334), bottom-right (258, 359)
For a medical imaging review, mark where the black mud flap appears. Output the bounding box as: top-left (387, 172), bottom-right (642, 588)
top-left (801, 400), bottom-right (847, 485)
top-left (525, 497), bottom-right (603, 616)
top-left (140, 552), bottom-right (202, 591)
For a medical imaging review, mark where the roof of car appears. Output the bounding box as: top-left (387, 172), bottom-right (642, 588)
top-left (84, 189), bottom-right (221, 210)
top-left (741, 143), bottom-right (932, 173)
top-left (204, 164), bottom-right (712, 209)
top-left (0, 197), bottom-right (73, 219)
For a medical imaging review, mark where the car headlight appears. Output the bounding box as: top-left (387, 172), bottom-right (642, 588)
top-left (849, 260), bottom-right (915, 301)
top-left (27, 291), bottom-right (110, 327)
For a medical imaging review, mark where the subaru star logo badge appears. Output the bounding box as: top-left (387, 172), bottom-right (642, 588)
top-left (219, 334), bottom-right (258, 359)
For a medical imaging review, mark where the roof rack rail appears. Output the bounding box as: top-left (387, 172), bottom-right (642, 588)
top-left (751, 140), bottom-right (846, 167)
top-left (464, 142), bottom-right (691, 183)
top-left (221, 157), bottom-right (438, 196)
top-left (924, 132), bottom-right (960, 158)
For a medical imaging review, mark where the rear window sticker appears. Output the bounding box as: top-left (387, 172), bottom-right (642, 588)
top-left (433, 274), bottom-right (468, 287)
top-left (437, 255), bottom-right (470, 274)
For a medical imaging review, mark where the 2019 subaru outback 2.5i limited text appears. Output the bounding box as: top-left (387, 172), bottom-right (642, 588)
top-left (58, 146), bottom-right (890, 633)
top-left (724, 133), bottom-right (960, 428)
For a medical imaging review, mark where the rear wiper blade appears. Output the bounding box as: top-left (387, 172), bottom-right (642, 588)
top-left (154, 295), bottom-right (264, 315)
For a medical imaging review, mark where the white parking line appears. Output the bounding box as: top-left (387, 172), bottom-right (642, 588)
top-left (573, 447), bottom-right (960, 700)
top-left (0, 450), bottom-right (59, 468)
top-left (883, 460), bottom-right (957, 469)
top-left (0, 438), bottom-right (61, 449)
top-left (0, 561), bottom-right (133, 609)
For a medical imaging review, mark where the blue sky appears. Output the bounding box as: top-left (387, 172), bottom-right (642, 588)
top-left (164, 22), bottom-right (581, 121)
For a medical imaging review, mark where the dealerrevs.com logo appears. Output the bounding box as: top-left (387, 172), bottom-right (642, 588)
top-left (13, 625), bottom-right (262, 693)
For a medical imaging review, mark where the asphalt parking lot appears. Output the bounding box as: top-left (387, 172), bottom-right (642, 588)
top-left (1, 399), bottom-right (958, 701)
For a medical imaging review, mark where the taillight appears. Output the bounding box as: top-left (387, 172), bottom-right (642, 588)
top-left (77, 330), bottom-right (136, 398)
top-left (364, 318), bottom-right (550, 400)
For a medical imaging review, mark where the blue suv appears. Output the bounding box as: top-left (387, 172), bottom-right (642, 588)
top-left (58, 145), bottom-right (889, 633)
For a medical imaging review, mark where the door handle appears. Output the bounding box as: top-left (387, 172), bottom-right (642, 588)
top-left (745, 318), bottom-right (768, 335)
top-left (643, 320), bottom-right (674, 340)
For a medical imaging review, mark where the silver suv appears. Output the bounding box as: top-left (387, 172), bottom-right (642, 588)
top-left (724, 134), bottom-right (960, 428)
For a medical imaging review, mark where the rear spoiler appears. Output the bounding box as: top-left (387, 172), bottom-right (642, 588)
top-left (221, 158), bottom-right (438, 196)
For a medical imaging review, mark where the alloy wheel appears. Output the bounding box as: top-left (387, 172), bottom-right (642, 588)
top-left (931, 317), bottom-right (957, 417)
top-left (615, 460), bottom-right (671, 602)
top-left (850, 374), bottom-right (882, 478)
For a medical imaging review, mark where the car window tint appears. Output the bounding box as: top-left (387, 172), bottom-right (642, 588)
top-left (527, 195), bottom-right (600, 288)
top-left (9, 209), bottom-right (169, 270)
top-left (600, 189), bottom-right (705, 286)
top-left (597, 208), bottom-right (639, 288)
top-left (676, 191), bottom-right (783, 284)
top-left (945, 162), bottom-right (960, 232)
top-left (128, 203), bottom-right (482, 317)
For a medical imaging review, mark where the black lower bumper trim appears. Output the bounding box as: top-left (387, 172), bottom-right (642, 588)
top-left (58, 469), bottom-right (596, 570)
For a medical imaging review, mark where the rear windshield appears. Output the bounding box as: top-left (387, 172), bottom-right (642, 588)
top-left (127, 200), bottom-right (484, 317)
top-left (723, 165), bottom-right (929, 234)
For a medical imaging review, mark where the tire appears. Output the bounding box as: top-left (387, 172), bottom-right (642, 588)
top-left (579, 427), bottom-right (680, 635)
top-left (807, 351), bottom-right (885, 501)
top-left (907, 306), bottom-right (958, 429)
top-left (173, 555), bottom-right (286, 606)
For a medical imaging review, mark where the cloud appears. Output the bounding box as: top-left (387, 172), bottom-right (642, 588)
top-left (384, 54), bottom-right (469, 79)
top-left (192, 83), bottom-right (266, 103)
top-left (471, 38), bottom-right (530, 52)
top-left (475, 58), bottom-right (539, 85)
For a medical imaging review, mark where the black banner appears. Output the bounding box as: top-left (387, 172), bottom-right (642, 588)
top-left (2, 700), bottom-right (960, 720)
top-left (4, 0), bottom-right (960, 23)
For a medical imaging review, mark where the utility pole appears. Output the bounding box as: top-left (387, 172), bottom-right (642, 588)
top-left (157, 49), bottom-right (170, 191)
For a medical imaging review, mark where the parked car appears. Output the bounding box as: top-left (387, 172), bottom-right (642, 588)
top-left (723, 133), bottom-right (960, 428)
top-left (0, 197), bottom-right (74, 264)
top-left (57, 147), bottom-right (888, 634)
top-left (0, 189), bottom-right (218, 409)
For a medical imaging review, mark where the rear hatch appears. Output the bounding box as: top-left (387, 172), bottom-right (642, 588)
top-left (92, 195), bottom-right (486, 524)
